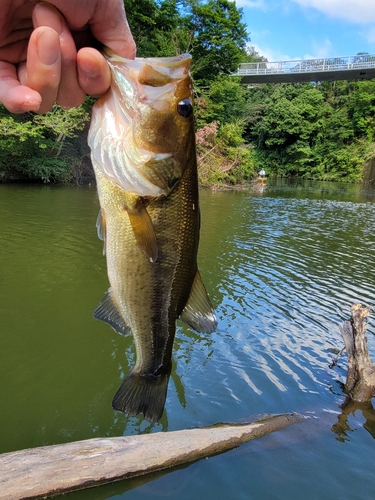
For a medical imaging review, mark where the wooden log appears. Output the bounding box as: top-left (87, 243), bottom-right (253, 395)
top-left (0, 413), bottom-right (302, 500)
top-left (339, 304), bottom-right (375, 402)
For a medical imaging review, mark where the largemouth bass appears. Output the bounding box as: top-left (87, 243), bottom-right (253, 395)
top-left (88, 51), bottom-right (217, 423)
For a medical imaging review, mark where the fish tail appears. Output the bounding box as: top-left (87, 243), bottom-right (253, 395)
top-left (112, 371), bottom-right (170, 423)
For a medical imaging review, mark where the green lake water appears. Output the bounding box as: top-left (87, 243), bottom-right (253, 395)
top-left (1, 179), bottom-right (375, 499)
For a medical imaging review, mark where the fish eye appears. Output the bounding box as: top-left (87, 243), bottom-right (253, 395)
top-left (177, 98), bottom-right (193, 118)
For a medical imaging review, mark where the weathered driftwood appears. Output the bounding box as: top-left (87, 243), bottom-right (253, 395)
top-left (0, 413), bottom-right (302, 500)
top-left (339, 304), bottom-right (375, 402)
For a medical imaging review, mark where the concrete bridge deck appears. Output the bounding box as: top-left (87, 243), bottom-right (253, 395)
top-left (232, 54), bottom-right (375, 83)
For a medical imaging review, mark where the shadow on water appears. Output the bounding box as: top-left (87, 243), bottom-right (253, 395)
top-left (2, 179), bottom-right (375, 499)
top-left (59, 459), bottom-right (203, 500)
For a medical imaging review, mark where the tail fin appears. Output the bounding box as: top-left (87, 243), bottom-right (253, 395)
top-left (112, 371), bottom-right (170, 423)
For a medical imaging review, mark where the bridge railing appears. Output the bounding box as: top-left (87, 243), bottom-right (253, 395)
top-left (233, 54), bottom-right (375, 77)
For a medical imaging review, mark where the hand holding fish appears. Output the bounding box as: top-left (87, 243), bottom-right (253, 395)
top-left (0, 0), bottom-right (135, 114)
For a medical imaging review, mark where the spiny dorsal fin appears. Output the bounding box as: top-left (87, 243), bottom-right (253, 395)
top-left (96, 208), bottom-right (107, 255)
top-left (180, 270), bottom-right (217, 333)
top-left (125, 196), bottom-right (158, 263)
top-left (93, 288), bottom-right (131, 337)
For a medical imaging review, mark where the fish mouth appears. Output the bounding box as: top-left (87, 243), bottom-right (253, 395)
top-left (88, 51), bottom-right (192, 197)
top-left (104, 50), bottom-right (192, 89)
top-left (103, 49), bottom-right (192, 69)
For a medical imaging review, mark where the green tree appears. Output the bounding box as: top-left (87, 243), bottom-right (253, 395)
top-left (349, 80), bottom-right (375, 141)
top-left (182, 0), bottom-right (249, 82)
top-left (244, 81), bottom-right (368, 181)
top-left (0, 103), bottom-right (90, 183)
top-left (125, 0), bottom-right (186, 57)
top-left (196, 120), bottom-right (253, 186)
top-left (126, 0), bottom-right (249, 81)
top-left (195, 75), bottom-right (248, 127)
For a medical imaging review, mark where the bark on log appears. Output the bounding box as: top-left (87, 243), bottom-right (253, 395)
top-left (339, 304), bottom-right (375, 402)
top-left (0, 413), bottom-right (302, 500)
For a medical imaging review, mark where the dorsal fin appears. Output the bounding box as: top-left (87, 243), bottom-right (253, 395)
top-left (180, 271), bottom-right (217, 333)
top-left (93, 289), bottom-right (131, 337)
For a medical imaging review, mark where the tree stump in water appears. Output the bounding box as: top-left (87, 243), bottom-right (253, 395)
top-left (339, 304), bottom-right (375, 402)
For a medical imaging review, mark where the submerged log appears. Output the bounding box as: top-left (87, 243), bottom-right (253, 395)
top-left (339, 304), bottom-right (375, 402)
top-left (0, 413), bottom-right (302, 500)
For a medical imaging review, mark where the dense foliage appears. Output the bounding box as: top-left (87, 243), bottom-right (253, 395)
top-left (0, 0), bottom-right (374, 184)
top-left (0, 103), bottom-right (91, 183)
top-left (125, 0), bottom-right (249, 81)
top-left (245, 80), bottom-right (375, 181)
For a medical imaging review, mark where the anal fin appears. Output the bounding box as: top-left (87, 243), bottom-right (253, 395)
top-left (180, 270), bottom-right (217, 333)
top-left (94, 288), bottom-right (131, 337)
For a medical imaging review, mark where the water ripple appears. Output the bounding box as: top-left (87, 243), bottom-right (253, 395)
top-left (198, 192), bottom-right (375, 414)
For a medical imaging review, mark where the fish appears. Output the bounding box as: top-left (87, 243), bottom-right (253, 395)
top-left (87, 51), bottom-right (217, 423)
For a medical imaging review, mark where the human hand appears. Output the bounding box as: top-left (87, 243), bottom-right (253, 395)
top-left (0, 1), bottom-right (136, 114)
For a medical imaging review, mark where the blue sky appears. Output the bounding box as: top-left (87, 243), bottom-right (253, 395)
top-left (235, 0), bottom-right (375, 61)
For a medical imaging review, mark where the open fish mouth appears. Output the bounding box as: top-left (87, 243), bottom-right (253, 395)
top-left (88, 52), bottom-right (192, 197)
top-left (103, 50), bottom-right (192, 75)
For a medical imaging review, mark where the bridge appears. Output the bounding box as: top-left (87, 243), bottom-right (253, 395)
top-left (232, 54), bottom-right (375, 83)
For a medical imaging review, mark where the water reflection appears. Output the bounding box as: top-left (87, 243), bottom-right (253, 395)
top-left (61, 461), bottom-right (196, 500)
top-left (332, 399), bottom-right (375, 442)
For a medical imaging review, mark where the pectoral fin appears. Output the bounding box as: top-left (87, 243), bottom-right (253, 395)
top-left (94, 288), bottom-right (131, 337)
top-left (96, 209), bottom-right (107, 255)
top-left (125, 196), bottom-right (158, 263)
top-left (180, 271), bottom-right (217, 333)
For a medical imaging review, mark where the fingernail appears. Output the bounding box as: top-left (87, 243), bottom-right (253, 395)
top-left (36, 28), bottom-right (59, 66)
top-left (19, 97), bottom-right (41, 112)
top-left (22, 90), bottom-right (41, 107)
top-left (25, 101), bottom-right (41, 112)
top-left (79, 61), bottom-right (101, 79)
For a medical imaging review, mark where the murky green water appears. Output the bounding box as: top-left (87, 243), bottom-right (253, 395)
top-left (1, 179), bottom-right (375, 499)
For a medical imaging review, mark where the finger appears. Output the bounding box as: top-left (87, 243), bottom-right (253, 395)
top-left (33, 2), bottom-right (85, 109)
top-left (77, 48), bottom-right (111, 97)
top-left (89, 0), bottom-right (136, 59)
top-left (26, 27), bottom-right (61, 113)
top-left (0, 28), bottom-right (32, 65)
top-left (19, 26), bottom-right (61, 114)
top-left (0, 62), bottom-right (41, 113)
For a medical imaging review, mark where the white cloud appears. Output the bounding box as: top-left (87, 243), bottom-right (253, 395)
top-left (248, 42), bottom-right (300, 62)
top-left (367, 27), bottom-right (375, 44)
top-left (249, 37), bottom-right (333, 62)
top-left (235, 0), bottom-right (266, 8)
top-left (291, 0), bottom-right (375, 24)
top-left (308, 37), bottom-right (333, 58)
